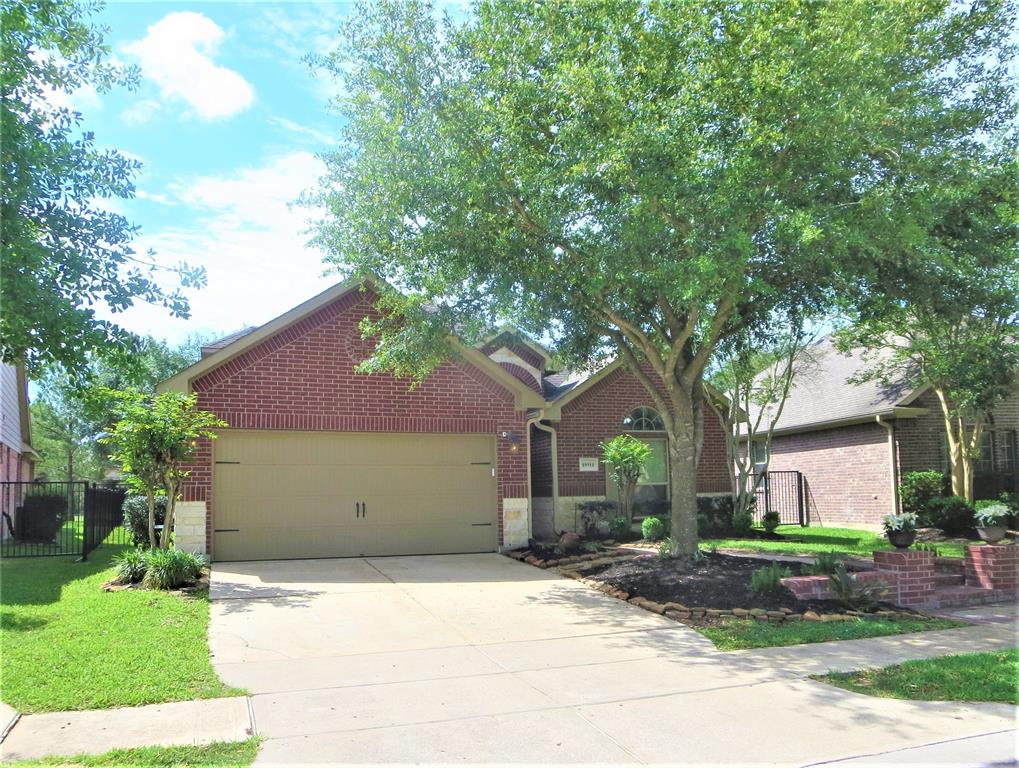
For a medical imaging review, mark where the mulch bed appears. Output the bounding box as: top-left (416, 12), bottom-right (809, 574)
top-left (582, 551), bottom-right (846, 613)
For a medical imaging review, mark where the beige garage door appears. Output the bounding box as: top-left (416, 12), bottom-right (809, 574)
top-left (212, 430), bottom-right (498, 561)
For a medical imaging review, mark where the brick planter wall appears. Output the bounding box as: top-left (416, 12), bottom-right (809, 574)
top-left (781, 571), bottom-right (893, 602)
top-left (873, 549), bottom-right (936, 608)
top-left (965, 545), bottom-right (1019, 593)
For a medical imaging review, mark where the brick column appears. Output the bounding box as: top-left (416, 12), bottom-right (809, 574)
top-left (965, 545), bottom-right (1019, 594)
top-left (874, 549), bottom-right (936, 608)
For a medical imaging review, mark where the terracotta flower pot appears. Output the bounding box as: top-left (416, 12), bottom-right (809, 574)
top-left (976, 526), bottom-right (1007, 544)
top-left (886, 529), bottom-right (916, 549)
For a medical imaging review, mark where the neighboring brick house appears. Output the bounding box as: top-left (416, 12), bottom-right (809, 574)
top-left (0, 361), bottom-right (36, 486)
top-left (1, 360), bottom-right (38, 540)
top-left (755, 338), bottom-right (1018, 527)
top-left (158, 278), bottom-right (729, 560)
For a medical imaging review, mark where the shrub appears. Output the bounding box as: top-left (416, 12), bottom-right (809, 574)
top-left (114, 549), bottom-right (148, 584)
top-left (805, 550), bottom-right (843, 576)
top-left (641, 516), bottom-right (667, 541)
top-left (762, 511), bottom-right (781, 534)
top-left (121, 494), bottom-right (167, 547)
top-left (696, 495), bottom-right (734, 537)
top-left (731, 508), bottom-right (754, 536)
top-left (899, 471), bottom-right (946, 516)
top-left (18, 492), bottom-right (69, 542)
top-left (915, 543), bottom-right (941, 556)
top-left (578, 500), bottom-right (617, 537)
top-left (925, 496), bottom-right (975, 536)
top-left (141, 548), bottom-right (205, 590)
top-left (975, 503), bottom-right (1010, 528)
top-left (657, 536), bottom-right (677, 559)
top-left (609, 515), bottom-right (632, 540)
top-left (828, 564), bottom-right (882, 612)
top-left (750, 562), bottom-right (792, 595)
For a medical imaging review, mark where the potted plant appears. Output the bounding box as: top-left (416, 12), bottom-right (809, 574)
top-left (762, 510), bottom-right (781, 535)
top-left (974, 504), bottom-right (1010, 544)
top-left (883, 512), bottom-right (918, 549)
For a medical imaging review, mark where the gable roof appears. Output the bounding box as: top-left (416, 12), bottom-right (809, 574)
top-left (751, 337), bottom-right (929, 435)
top-left (157, 277), bottom-right (544, 410)
top-left (481, 326), bottom-right (552, 366)
top-left (201, 327), bottom-right (256, 358)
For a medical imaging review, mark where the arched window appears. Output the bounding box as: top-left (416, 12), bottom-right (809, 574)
top-left (623, 407), bottom-right (664, 431)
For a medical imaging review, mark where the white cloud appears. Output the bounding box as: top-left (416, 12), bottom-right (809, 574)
top-left (123, 12), bottom-right (255, 121)
top-left (269, 116), bottom-right (336, 146)
top-left (120, 99), bottom-right (161, 127)
top-left (99, 152), bottom-right (335, 343)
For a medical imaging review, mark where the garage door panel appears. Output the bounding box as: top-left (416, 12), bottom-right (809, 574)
top-left (215, 432), bottom-right (493, 467)
top-left (213, 431), bottom-right (498, 561)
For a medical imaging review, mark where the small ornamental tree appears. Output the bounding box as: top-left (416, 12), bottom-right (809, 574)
top-left (600, 435), bottom-right (652, 527)
top-left (103, 391), bottom-right (226, 549)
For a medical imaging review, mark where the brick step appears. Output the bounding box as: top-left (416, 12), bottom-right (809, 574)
top-left (935, 572), bottom-right (964, 588)
top-left (934, 585), bottom-right (1000, 608)
top-left (934, 557), bottom-right (965, 574)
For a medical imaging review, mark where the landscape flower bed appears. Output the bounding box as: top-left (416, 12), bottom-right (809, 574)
top-left (507, 547), bottom-right (924, 626)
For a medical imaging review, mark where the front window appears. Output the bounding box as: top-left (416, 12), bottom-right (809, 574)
top-left (623, 407), bottom-right (664, 432)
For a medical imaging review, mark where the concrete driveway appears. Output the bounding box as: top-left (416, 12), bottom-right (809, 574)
top-left (210, 554), bottom-right (1015, 765)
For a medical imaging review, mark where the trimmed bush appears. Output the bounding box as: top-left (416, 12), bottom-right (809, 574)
top-left (731, 508), bottom-right (754, 536)
top-left (141, 548), bottom-right (206, 590)
top-left (609, 515), bottom-right (632, 540)
top-left (750, 562), bottom-right (792, 594)
top-left (899, 471), bottom-right (947, 517)
top-left (762, 511), bottom-right (781, 534)
top-left (925, 496), bottom-right (975, 536)
top-left (641, 516), bottom-right (667, 541)
top-left (121, 495), bottom-right (167, 547)
top-left (18, 492), bottom-right (68, 542)
top-left (114, 549), bottom-right (148, 584)
top-left (696, 495), bottom-right (734, 537)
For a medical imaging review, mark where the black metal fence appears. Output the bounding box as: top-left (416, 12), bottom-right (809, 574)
top-left (753, 470), bottom-right (807, 526)
top-left (0, 481), bottom-right (128, 559)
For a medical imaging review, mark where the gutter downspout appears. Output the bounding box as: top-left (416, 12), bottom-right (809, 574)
top-left (526, 411), bottom-right (559, 538)
top-left (876, 414), bottom-right (899, 515)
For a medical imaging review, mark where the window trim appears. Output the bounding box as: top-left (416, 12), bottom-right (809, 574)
top-left (623, 406), bottom-right (665, 432)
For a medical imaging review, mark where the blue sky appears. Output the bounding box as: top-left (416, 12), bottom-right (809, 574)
top-left (75, 1), bottom-right (364, 344)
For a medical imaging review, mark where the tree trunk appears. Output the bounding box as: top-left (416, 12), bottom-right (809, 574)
top-left (161, 474), bottom-right (178, 549)
top-left (146, 489), bottom-right (157, 549)
top-left (665, 388), bottom-right (699, 558)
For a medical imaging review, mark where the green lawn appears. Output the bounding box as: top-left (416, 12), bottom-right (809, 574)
top-left (0, 546), bottom-right (242, 713)
top-left (8, 739), bottom-right (259, 767)
top-left (819, 650), bottom-right (1019, 704)
top-left (699, 615), bottom-right (965, 651)
top-left (703, 525), bottom-right (974, 559)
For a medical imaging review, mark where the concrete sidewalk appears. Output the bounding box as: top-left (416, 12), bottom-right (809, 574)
top-left (0, 697), bottom-right (252, 763)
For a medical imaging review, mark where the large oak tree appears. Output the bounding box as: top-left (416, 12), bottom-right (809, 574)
top-left (312, 0), bottom-right (1016, 556)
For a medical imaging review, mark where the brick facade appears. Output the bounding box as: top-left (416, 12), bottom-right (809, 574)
top-left (553, 367), bottom-right (729, 498)
top-left (758, 422), bottom-right (894, 527)
top-left (767, 382), bottom-right (1019, 527)
top-left (184, 287), bottom-right (530, 554)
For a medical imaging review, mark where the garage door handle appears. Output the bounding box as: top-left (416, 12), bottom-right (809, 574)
top-left (363, 502), bottom-right (367, 518)
top-left (471, 523), bottom-right (492, 527)
top-left (355, 502), bottom-right (361, 518)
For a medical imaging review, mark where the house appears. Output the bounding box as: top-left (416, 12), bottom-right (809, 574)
top-left (0, 361), bottom-right (36, 485)
top-left (158, 278), bottom-right (730, 561)
top-left (754, 337), bottom-right (1018, 527)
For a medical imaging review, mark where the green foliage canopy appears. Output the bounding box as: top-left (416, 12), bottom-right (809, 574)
top-left (1, 0), bottom-right (205, 374)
